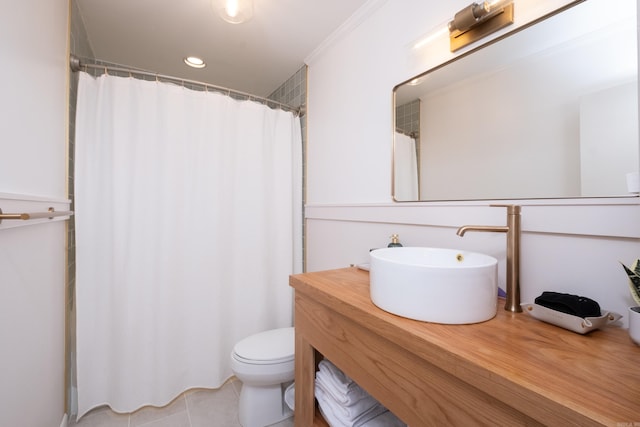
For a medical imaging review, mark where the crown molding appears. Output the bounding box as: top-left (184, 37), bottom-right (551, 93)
top-left (304, 0), bottom-right (389, 65)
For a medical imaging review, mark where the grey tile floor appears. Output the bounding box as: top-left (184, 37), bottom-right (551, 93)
top-left (69, 379), bottom-right (294, 427)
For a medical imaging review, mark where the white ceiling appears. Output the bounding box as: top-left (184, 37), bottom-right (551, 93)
top-left (75, 0), bottom-right (371, 97)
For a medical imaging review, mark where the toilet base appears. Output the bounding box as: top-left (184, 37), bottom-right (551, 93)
top-left (238, 381), bottom-right (293, 427)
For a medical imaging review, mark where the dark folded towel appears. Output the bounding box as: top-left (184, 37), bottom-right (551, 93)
top-left (534, 291), bottom-right (601, 318)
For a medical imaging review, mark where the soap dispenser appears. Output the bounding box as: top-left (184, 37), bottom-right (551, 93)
top-left (388, 234), bottom-right (403, 248)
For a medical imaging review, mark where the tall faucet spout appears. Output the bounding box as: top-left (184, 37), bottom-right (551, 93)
top-left (456, 225), bottom-right (508, 236)
top-left (456, 205), bottom-right (522, 313)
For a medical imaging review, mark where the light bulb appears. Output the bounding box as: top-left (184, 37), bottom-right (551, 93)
top-left (216, 0), bottom-right (253, 24)
top-left (225, 0), bottom-right (239, 18)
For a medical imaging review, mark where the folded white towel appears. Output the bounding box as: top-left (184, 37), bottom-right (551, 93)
top-left (318, 399), bottom-right (350, 427)
top-left (316, 385), bottom-right (389, 427)
top-left (354, 405), bottom-right (390, 427)
top-left (318, 359), bottom-right (357, 394)
top-left (316, 370), bottom-right (371, 406)
top-left (315, 359), bottom-right (407, 427)
top-left (317, 360), bottom-right (372, 406)
top-left (315, 376), bottom-right (378, 420)
top-left (360, 410), bottom-right (406, 427)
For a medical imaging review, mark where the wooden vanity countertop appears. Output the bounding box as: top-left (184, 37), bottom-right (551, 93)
top-left (290, 267), bottom-right (640, 426)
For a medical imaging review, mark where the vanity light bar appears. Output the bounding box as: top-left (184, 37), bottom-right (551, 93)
top-left (449, 1), bottom-right (515, 52)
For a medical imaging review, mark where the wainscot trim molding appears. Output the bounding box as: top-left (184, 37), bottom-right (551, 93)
top-left (305, 197), bottom-right (640, 239)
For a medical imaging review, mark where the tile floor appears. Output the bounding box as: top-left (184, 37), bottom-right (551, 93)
top-left (69, 379), bottom-right (294, 427)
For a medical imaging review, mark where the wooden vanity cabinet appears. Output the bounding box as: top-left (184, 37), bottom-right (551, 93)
top-left (291, 267), bottom-right (640, 427)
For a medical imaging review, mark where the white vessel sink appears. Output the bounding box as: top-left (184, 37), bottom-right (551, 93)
top-left (369, 247), bottom-right (498, 324)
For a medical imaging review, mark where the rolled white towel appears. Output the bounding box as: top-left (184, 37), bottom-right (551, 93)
top-left (284, 382), bottom-right (295, 411)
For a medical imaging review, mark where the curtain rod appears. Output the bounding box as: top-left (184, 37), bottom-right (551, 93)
top-left (69, 55), bottom-right (305, 117)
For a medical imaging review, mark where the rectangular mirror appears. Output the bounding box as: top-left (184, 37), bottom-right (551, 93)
top-left (393, 0), bottom-right (639, 201)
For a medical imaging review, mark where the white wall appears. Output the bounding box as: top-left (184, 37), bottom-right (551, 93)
top-left (580, 82), bottom-right (639, 195)
top-left (0, 1), bottom-right (70, 426)
top-left (305, 0), bottom-right (640, 326)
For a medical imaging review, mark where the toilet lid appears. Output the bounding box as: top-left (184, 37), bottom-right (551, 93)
top-left (233, 327), bottom-right (294, 364)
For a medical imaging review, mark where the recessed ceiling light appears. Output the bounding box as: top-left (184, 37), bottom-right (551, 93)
top-left (184, 56), bottom-right (206, 69)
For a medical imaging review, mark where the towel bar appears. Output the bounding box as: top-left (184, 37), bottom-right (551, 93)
top-left (0, 207), bottom-right (74, 224)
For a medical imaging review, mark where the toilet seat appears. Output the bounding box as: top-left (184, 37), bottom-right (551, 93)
top-left (232, 327), bottom-right (294, 365)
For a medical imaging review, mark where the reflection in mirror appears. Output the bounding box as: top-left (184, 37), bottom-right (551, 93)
top-left (394, 100), bottom-right (420, 200)
top-left (393, 0), bottom-right (639, 201)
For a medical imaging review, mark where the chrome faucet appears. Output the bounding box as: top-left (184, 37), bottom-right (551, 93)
top-left (456, 204), bottom-right (522, 313)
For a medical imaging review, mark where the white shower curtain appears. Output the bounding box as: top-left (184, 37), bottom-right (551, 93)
top-left (74, 72), bottom-right (302, 417)
top-left (394, 132), bottom-right (419, 200)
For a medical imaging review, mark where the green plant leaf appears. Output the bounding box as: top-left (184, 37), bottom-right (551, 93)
top-left (621, 261), bottom-right (640, 306)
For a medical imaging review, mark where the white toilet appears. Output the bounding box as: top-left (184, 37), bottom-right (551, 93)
top-left (230, 327), bottom-right (295, 427)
